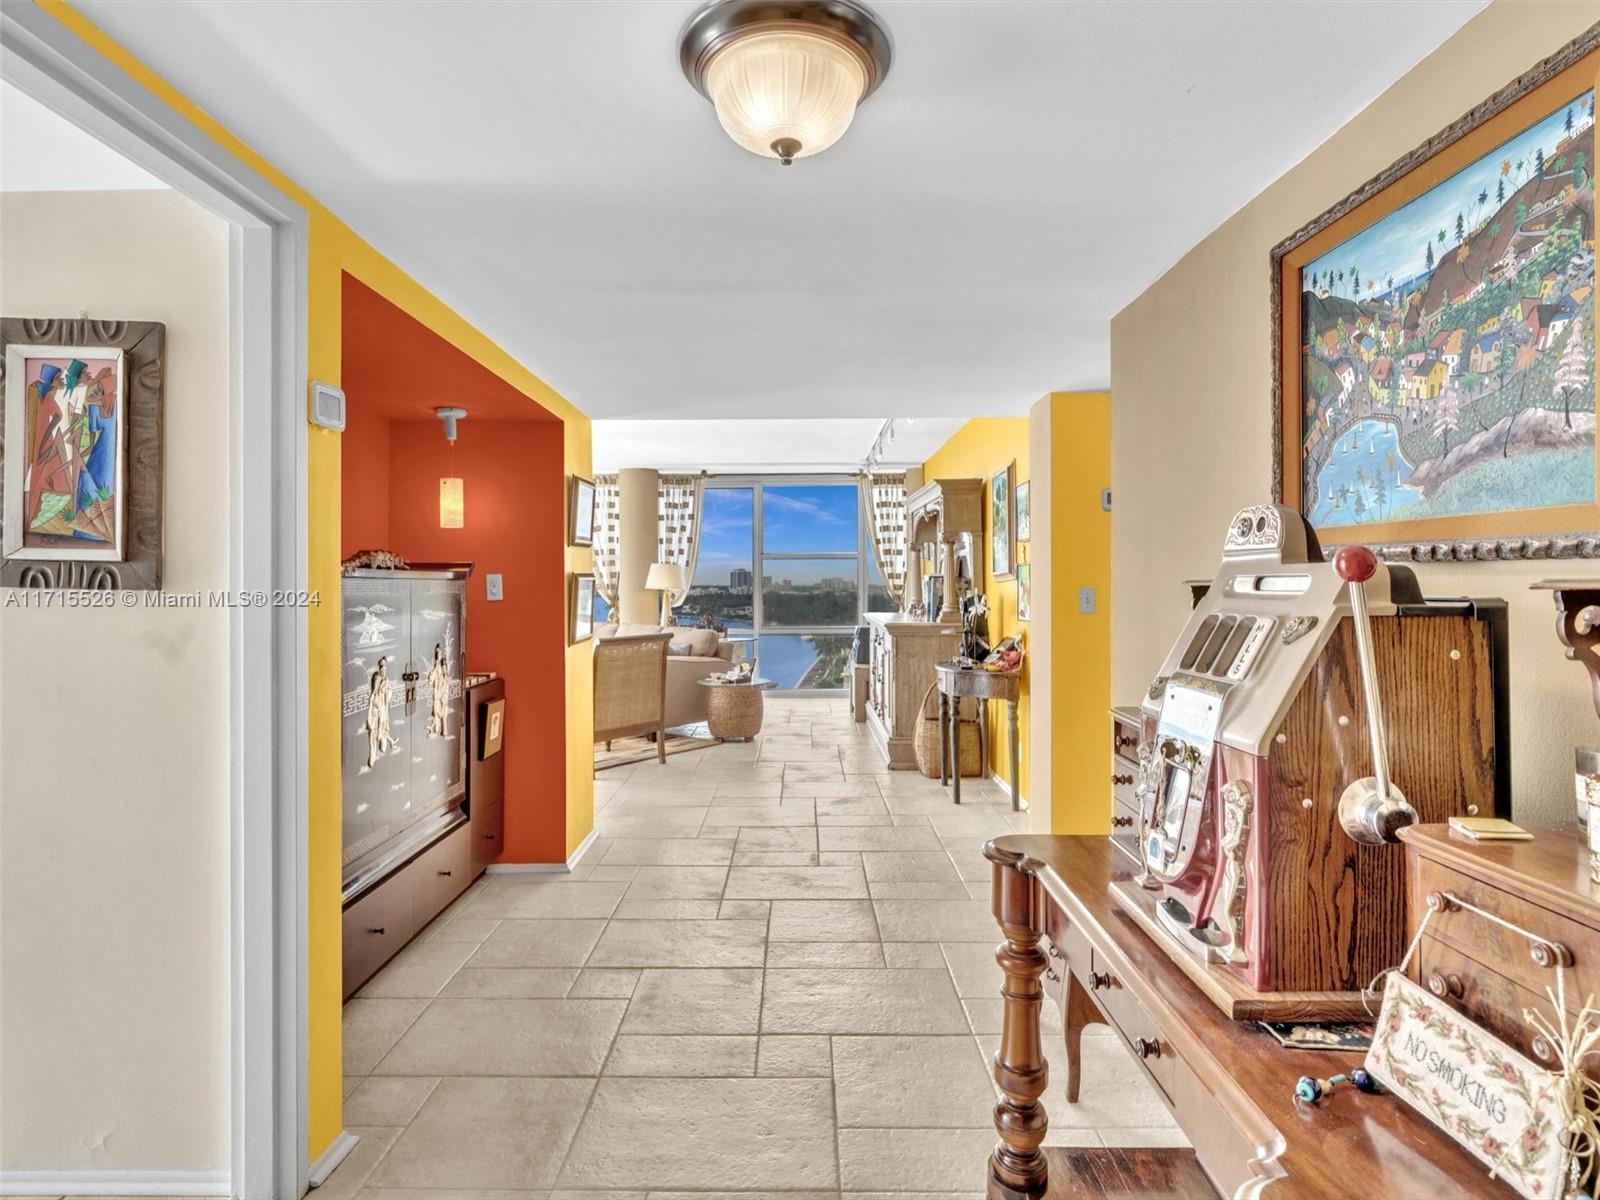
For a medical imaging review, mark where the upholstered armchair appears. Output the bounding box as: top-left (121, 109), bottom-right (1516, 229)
top-left (592, 632), bottom-right (671, 763)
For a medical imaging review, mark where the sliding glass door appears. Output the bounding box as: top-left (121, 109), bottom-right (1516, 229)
top-left (678, 477), bottom-right (889, 694)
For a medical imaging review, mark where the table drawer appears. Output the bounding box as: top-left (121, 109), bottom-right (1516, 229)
top-left (1044, 905), bottom-right (1092, 977)
top-left (1413, 856), bottom-right (1595, 1003)
top-left (343, 874), bottom-right (414, 999)
top-left (412, 822), bottom-right (472, 929)
top-left (1081, 950), bottom-right (1175, 1101)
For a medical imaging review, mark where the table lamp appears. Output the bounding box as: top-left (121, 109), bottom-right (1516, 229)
top-left (645, 562), bottom-right (686, 628)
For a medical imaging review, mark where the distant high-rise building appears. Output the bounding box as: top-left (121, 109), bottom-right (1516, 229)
top-left (730, 568), bottom-right (753, 590)
top-left (762, 576), bottom-right (773, 589)
top-left (820, 576), bottom-right (853, 592)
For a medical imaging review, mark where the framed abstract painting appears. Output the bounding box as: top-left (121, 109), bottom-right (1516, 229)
top-left (1, 317), bottom-right (165, 588)
top-left (1272, 29), bottom-right (1600, 559)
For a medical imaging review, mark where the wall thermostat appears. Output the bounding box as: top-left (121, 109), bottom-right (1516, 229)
top-left (310, 381), bottom-right (346, 431)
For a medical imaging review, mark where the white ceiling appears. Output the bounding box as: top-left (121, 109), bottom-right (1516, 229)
top-left (592, 415), bottom-right (963, 472)
top-left (1, 80), bottom-right (165, 191)
top-left (72, 0), bottom-right (1485, 426)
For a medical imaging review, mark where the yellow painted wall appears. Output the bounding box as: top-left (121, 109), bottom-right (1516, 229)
top-left (39, 0), bottom-right (596, 1162)
top-left (922, 418), bottom-right (1032, 800)
top-left (1039, 392), bottom-right (1112, 834)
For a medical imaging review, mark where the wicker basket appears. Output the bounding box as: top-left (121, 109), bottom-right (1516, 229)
top-left (913, 682), bottom-right (982, 779)
top-left (705, 682), bottom-right (766, 741)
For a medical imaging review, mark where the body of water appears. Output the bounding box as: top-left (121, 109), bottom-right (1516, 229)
top-left (1309, 418), bottom-right (1416, 526)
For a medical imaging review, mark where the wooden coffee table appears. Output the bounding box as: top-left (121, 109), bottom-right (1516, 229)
top-left (698, 677), bottom-right (775, 741)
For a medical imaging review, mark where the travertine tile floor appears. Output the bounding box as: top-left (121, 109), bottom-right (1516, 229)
top-left (332, 698), bottom-right (1183, 1198)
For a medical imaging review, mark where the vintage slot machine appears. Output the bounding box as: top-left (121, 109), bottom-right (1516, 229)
top-left (1114, 504), bottom-right (1508, 1020)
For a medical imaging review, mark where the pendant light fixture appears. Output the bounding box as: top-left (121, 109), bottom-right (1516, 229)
top-left (435, 406), bottom-right (467, 529)
top-left (679, 0), bottom-right (893, 166)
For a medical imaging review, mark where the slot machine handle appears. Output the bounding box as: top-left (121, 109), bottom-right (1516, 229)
top-left (1332, 545), bottom-right (1418, 845)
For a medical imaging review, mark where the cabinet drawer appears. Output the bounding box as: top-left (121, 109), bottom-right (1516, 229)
top-left (1044, 905), bottom-right (1092, 976)
top-left (1111, 710), bottom-right (1141, 765)
top-left (1413, 856), bottom-right (1595, 1004)
top-left (1109, 793), bottom-right (1140, 863)
top-left (1413, 935), bottom-right (1587, 1072)
top-left (343, 875), bottom-right (415, 999)
top-left (1081, 950), bottom-right (1175, 1100)
top-left (412, 822), bottom-right (472, 929)
top-left (472, 798), bottom-right (503, 877)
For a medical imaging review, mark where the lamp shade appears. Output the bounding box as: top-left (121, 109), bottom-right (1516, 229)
top-left (439, 477), bottom-right (465, 529)
top-left (645, 562), bottom-right (686, 592)
top-left (703, 27), bottom-right (868, 163)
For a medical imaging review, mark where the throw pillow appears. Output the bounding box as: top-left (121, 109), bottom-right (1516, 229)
top-left (670, 628), bottom-right (719, 658)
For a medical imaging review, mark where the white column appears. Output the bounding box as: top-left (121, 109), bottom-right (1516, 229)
top-left (617, 467), bottom-right (659, 626)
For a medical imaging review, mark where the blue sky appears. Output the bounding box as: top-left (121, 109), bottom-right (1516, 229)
top-left (693, 484), bottom-right (863, 586)
top-left (1306, 89), bottom-right (1592, 293)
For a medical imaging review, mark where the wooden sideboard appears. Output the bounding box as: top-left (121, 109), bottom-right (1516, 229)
top-left (864, 612), bottom-right (960, 769)
top-left (984, 834), bottom-right (1511, 1199)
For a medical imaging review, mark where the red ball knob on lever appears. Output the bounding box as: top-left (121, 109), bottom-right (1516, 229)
top-left (1332, 544), bottom-right (1378, 584)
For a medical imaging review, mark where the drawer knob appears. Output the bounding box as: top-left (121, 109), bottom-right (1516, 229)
top-left (1045, 968), bottom-right (1059, 982)
top-left (484, 833), bottom-right (497, 841)
top-left (366, 926), bottom-right (385, 935)
top-left (1425, 891), bottom-right (1461, 913)
top-left (1047, 943), bottom-right (1060, 958)
top-left (1113, 773), bottom-right (1133, 787)
top-left (1427, 971), bottom-right (1463, 999)
top-left (1133, 1037), bottom-right (1161, 1060)
top-left (1530, 941), bottom-right (1573, 970)
top-left (1531, 1034), bottom-right (1555, 1064)
top-left (1112, 816), bottom-right (1135, 828)
top-left (438, 869), bottom-right (454, 877)
top-left (1088, 970), bottom-right (1114, 991)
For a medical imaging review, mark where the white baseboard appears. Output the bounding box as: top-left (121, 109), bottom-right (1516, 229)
top-left (989, 770), bottom-right (1028, 812)
top-left (485, 827), bottom-right (600, 875)
top-left (307, 1129), bottom-right (360, 1188)
top-left (0, 1170), bottom-right (229, 1196)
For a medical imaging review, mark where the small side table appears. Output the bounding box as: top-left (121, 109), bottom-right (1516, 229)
top-left (699, 677), bottom-right (775, 742)
top-left (935, 662), bottom-right (1022, 811)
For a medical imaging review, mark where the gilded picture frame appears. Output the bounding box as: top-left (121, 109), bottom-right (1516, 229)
top-left (1271, 28), bottom-right (1600, 561)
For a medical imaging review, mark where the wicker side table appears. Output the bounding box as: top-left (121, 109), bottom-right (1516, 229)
top-left (699, 677), bottom-right (776, 742)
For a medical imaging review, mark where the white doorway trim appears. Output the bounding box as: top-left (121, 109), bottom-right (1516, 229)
top-left (0, 7), bottom-right (310, 1199)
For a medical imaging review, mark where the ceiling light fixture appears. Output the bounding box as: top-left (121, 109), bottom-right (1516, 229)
top-left (436, 406), bottom-right (467, 529)
top-left (679, 0), bottom-right (893, 166)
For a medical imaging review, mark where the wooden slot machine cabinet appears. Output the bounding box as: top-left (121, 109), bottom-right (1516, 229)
top-left (1113, 504), bottom-right (1509, 1019)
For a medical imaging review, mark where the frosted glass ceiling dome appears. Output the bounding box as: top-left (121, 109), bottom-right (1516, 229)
top-left (680, 0), bottom-right (893, 166)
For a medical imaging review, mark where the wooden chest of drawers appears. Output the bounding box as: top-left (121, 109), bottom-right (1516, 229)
top-left (1109, 706), bottom-right (1142, 863)
top-left (1399, 823), bottom-right (1600, 1072)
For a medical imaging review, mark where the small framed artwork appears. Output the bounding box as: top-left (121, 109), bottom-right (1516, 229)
top-left (990, 461), bottom-right (1016, 580)
top-left (1273, 28), bottom-right (1600, 559)
top-left (479, 698), bottom-right (506, 760)
top-left (2, 317), bottom-right (165, 589)
top-left (1016, 561), bottom-right (1031, 621)
top-left (1015, 480), bottom-right (1031, 543)
top-left (568, 475), bottom-right (596, 548)
top-left (569, 572), bottom-right (596, 643)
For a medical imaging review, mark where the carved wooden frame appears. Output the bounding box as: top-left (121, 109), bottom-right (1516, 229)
top-left (1270, 25), bottom-right (1600, 562)
top-left (1, 316), bottom-right (165, 588)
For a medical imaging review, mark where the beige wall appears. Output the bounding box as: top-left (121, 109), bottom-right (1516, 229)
top-left (616, 467), bottom-right (660, 625)
top-left (0, 190), bottom-right (231, 1171)
top-left (1111, 0), bottom-right (1600, 827)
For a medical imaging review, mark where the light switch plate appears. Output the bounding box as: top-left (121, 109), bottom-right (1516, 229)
top-left (308, 381), bottom-right (346, 431)
top-left (486, 573), bottom-right (504, 601)
top-left (1079, 586), bottom-right (1097, 615)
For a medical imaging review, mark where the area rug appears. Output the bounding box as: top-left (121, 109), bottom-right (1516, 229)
top-left (595, 731), bottom-right (718, 770)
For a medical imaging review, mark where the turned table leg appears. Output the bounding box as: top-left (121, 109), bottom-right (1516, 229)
top-left (939, 691), bottom-right (950, 786)
top-left (985, 842), bottom-right (1048, 1199)
top-left (952, 697), bottom-right (963, 805)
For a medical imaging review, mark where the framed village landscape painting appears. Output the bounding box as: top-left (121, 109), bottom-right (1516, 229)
top-left (1274, 29), bottom-right (1600, 559)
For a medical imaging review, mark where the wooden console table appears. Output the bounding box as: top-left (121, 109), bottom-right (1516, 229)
top-left (983, 835), bottom-right (1511, 1199)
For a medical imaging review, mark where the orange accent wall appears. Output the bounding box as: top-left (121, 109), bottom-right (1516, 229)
top-left (342, 275), bottom-right (569, 864)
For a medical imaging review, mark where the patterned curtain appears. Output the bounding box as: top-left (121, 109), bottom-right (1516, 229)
top-left (592, 474), bottom-right (622, 611)
top-left (860, 472), bottom-right (908, 607)
top-left (657, 474), bottom-right (704, 608)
